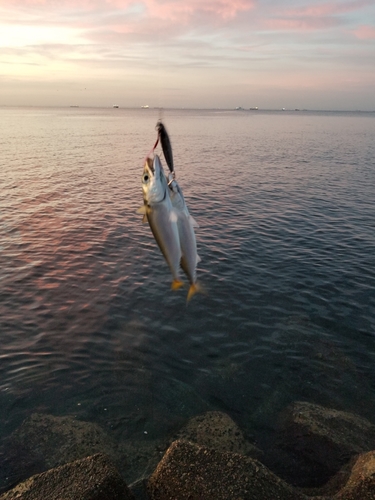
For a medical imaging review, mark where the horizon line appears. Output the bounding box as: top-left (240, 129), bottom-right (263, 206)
top-left (1, 105), bottom-right (375, 113)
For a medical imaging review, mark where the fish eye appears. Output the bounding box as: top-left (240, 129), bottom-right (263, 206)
top-left (143, 174), bottom-right (149, 182)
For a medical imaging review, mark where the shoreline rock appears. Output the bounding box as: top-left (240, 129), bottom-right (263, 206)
top-left (2, 404), bottom-right (375, 499)
top-left (173, 410), bottom-right (262, 458)
top-left (147, 439), bottom-right (306, 499)
top-left (8, 413), bottom-right (123, 471)
top-left (0, 413), bottom-right (125, 492)
top-left (332, 451), bottom-right (375, 500)
top-left (276, 401), bottom-right (375, 484)
top-left (0, 453), bottom-right (134, 500)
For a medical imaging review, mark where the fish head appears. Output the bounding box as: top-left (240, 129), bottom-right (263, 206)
top-left (142, 154), bottom-right (166, 204)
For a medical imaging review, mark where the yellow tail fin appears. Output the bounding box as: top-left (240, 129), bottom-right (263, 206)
top-left (171, 279), bottom-right (184, 291)
top-left (187, 282), bottom-right (205, 302)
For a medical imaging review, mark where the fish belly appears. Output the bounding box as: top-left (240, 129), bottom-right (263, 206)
top-left (147, 203), bottom-right (181, 281)
top-left (178, 214), bottom-right (198, 285)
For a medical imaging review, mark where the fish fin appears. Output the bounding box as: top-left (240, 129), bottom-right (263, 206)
top-left (196, 254), bottom-right (201, 263)
top-left (189, 215), bottom-right (199, 228)
top-left (137, 205), bottom-right (147, 215)
top-left (169, 210), bottom-right (178, 223)
top-left (171, 279), bottom-right (184, 291)
top-left (186, 282), bottom-right (203, 302)
top-left (142, 214), bottom-right (148, 224)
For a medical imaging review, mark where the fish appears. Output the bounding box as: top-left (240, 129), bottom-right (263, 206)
top-left (137, 154), bottom-right (183, 290)
top-left (156, 120), bottom-right (201, 300)
top-left (168, 173), bottom-right (201, 301)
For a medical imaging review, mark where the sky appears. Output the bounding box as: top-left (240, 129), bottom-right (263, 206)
top-left (1, 0), bottom-right (375, 110)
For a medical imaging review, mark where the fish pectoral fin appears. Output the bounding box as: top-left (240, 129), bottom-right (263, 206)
top-left (137, 205), bottom-right (148, 215)
top-left (169, 210), bottom-right (178, 223)
top-left (189, 215), bottom-right (199, 228)
top-left (171, 279), bottom-right (184, 291)
top-left (196, 254), bottom-right (202, 263)
top-left (137, 206), bottom-right (149, 222)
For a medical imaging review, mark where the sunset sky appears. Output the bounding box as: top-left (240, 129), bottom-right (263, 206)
top-left (1, 0), bottom-right (375, 110)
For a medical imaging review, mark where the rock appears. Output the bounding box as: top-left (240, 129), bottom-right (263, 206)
top-left (195, 361), bottom-right (252, 425)
top-left (299, 451), bottom-right (375, 499)
top-left (152, 377), bottom-right (212, 427)
top-left (2, 413), bottom-right (124, 488)
top-left (0, 453), bottom-right (134, 500)
top-left (147, 439), bottom-right (306, 500)
top-left (0, 442), bottom-right (45, 494)
top-left (174, 411), bottom-right (262, 458)
top-left (277, 401), bottom-right (375, 479)
top-left (332, 451), bottom-right (375, 499)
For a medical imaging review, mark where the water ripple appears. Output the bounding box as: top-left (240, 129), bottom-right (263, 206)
top-left (1, 107), bottom-right (375, 466)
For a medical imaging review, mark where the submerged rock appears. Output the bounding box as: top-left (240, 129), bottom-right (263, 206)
top-left (277, 401), bottom-right (375, 481)
top-left (299, 450), bottom-right (375, 499)
top-left (128, 477), bottom-right (149, 500)
top-left (152, 377), bottom-right (212, 427)
top-left (2, 413), bottom-right (124, 488)
top-left (147, 439), bottom-right (305, 499)
top-left (174, 410), bottom-right (262, 458)
top-left (0, 453), bottom-right (134, 500)
top-left (119, 438), bottom-right (165, 485)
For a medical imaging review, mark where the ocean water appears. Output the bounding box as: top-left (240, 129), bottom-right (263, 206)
top-left (1, 107), bottom-right (375, 487)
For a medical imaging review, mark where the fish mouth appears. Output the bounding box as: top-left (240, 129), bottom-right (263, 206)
top-left (142, 154), bottom-right (162, 184)
top-left (146, 157), bottom-right (154, 174)
top-left (142, 157), bottom-right (154, 184)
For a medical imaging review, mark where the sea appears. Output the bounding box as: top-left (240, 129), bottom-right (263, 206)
top-left (1, 106), bottom-right (375, 489)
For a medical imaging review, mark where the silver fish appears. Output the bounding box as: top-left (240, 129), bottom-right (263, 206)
top-left (137, 155), bottom-right (183, 290)
top-left (168, 173), bottom-right (201, 301)
top-left (156, 120), bottom-right (201, 299)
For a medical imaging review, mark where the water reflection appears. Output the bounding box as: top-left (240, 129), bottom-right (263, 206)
top-left (0, 107), bottom-right (375, 491)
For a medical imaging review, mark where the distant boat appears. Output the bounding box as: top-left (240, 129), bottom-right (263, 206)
top-left (113, 105), bottom-right (119, 108)
top-left (249, 107), bottom-right (258, 111)
top-left (141, 105), bottom-right (149, 109)
top-left (235, 106), bottom-right (243, 110)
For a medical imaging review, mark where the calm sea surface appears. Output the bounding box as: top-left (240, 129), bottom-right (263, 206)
top-left (1, 107), bottom-right (375, 486)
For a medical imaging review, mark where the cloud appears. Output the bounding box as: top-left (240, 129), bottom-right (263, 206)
top-left (282, 0), bottom-right (372, 18)
top-left (0, 0), bottom-right (374, 109)
top-left (0, 0), bottom-right (255, 24)
top-left (352, 24), bottom-right (375, 39)
top-left (264, 17), bottom-right (339, 31)
top-left (0, 0), bottom-right (257, 51)
top-left (144, 0), bottom-right (255, 22)
top-left (262, 0), bottom-right (374, 32)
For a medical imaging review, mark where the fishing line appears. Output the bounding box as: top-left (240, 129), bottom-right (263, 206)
top-left (142, 21), bottom-right (164, 164)
top-left (155, 20), bottom-right (163, 123)
top-left (154, 20), bottom-right (168, 164)
top-left (143, 134), bottom-right (159, 164)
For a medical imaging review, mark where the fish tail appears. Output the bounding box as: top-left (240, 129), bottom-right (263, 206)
top-left (187, 282), bottom-right (204, 302)
top-left (171, 279), bottom-right (184, 291)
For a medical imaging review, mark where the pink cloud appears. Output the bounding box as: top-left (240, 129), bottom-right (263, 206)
top-left (0, 0), bottom-right (136, 12)
top-left (263, 0), bottom-right (373, 33)
top-left (75, 0), bottom-right (255, 42)
top-left (264, 17), bottom-right (338, 32)
top-left (352, 24), bottom-right (375, 39)
top-left (144, 0), bottom-right (255, 22)
top-left (0, 0), bottom-right (256, 41)
top-left (0, 0), bottom-right (254, 20)
top-left (283, 0), bottom-right (371, 18)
